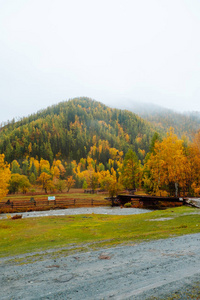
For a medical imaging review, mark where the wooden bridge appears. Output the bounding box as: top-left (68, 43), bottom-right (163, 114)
top-left (116, 194), bottom-right (184, 209)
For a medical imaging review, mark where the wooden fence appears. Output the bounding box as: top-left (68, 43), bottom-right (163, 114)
top-left (0, 197), bottom-right (110, 214)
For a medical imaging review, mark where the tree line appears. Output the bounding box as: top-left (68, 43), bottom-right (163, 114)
top-left (1, 128), bottom-right (200, 200)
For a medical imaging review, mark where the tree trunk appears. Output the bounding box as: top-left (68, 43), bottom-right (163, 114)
top-left (175, 182), bottom-right (178, 197)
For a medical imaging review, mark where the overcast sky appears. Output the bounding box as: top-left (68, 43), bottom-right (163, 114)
top-left (1, 0), bottom-right (200, 123)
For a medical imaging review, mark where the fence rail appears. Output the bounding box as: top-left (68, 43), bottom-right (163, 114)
top-left (0, 197), bottom-right (109, 213)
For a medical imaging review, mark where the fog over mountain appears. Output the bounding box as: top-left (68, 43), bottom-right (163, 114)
top-left (1, 0), bottom-right (200, 123)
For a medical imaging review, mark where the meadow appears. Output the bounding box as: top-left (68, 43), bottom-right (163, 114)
top-left (0, 206), bottom-right (199, 259)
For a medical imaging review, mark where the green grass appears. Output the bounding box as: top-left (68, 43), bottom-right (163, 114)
top-left (0, 206), bottom-right (199, 258)
top-left (4, 190), bottom-right (107, 201)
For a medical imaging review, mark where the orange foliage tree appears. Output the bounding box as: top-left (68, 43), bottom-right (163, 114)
top-left (144, 129), bottom-right (190, 196)
top-left (0, 154), bottom-right (11, 201)
top-left (66, 176), bottom-right (75, 192)
top-left (37, 172), bottom-right (52, 193)
top-left (100, 170), bottom-right (123, 199)
top-left (187, 130), bottom-right (200, 195)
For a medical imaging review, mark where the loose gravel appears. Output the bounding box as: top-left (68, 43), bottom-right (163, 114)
top-left (0, 207), bottom-right (152, 219)
top-left (1, 233), bottom-right (200, 299)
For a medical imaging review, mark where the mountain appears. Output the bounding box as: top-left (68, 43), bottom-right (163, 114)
top-left (0, 97), bottom-right (156, 163)
top-left (111, 100), bottom-right (200, 140)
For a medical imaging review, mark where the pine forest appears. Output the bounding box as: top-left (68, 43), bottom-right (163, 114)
top-left (1, 97), bottom-right (200, 200)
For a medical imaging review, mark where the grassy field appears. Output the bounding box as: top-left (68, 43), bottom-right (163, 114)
top-left (0, 206), bottom-right (199, 258)
top-left (4, 189), bottom-right (108, 201)
top-left (3, 188), bottom-right (108, 201)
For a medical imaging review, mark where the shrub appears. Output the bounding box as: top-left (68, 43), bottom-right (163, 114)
top-left (124, 202), bottom-right (132, 208)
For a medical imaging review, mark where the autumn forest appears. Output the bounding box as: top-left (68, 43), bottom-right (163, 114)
top-left (1, 97), bottom-right (200, 200)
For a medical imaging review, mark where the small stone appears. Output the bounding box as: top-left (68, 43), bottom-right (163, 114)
top-left (98, 253), bottom-right (112, 260)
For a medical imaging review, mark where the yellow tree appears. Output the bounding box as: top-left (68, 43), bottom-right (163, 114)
top-left (40, 159), bottom-right (50, 174)
top-left (37, 172), bottom-right (52, 193)
top-left (52, 159), bottom-right (66, 178)
top-left (9, 174), bottom-right (31, 194)
top-left (187, 130), bottom-right (200, 195)
top-left (0, 154), bottom-right (11, 201)
top-left (100, 170), bottom-right (123, 205)
top-left (50, 165), bottom-right (60, 182)
top-left (19, 175), bottom-right (31, 194)
top-left (66, 176), bottom-right (75, 192)
top-left (145, 129), bottom-right (189, 196)
top-left (78, 165), bottom-right (99, 191)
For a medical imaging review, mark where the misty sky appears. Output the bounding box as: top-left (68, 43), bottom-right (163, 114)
top-left (1, 0), bottom-right (200, 123)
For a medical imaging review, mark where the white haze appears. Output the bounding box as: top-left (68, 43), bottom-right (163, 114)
top-left (1, 0), bottom-right (200, 123)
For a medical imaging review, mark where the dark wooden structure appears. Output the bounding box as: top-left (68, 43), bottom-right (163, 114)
top-left (0, 197), bottom-right (108, 214)
top-left (116, 194), bottom-right (183, 209)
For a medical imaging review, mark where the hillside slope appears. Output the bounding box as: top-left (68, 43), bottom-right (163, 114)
top-left (112, 101), bottom-right (200, 140)
top-left (0, 97), bottom-right (156, 163)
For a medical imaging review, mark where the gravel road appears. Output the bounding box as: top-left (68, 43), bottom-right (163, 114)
top-left (1, 233), bottom-right (200, 299)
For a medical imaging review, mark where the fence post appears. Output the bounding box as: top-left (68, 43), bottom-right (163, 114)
top-left (91, 199), bottom-right (93, 206)
top-left (30, 197), bottom-right (36, 206)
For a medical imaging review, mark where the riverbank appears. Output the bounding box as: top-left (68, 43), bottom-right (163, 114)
top-left (0, 206), bottom-right (152, 219)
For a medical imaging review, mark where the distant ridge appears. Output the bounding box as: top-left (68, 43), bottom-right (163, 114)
top-left (111, 100), bottom-right (200, 140)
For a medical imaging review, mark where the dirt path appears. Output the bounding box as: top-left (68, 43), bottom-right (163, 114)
top-left (1, 233), bottom-right (200, 299)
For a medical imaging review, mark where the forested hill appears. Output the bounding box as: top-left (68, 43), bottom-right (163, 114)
top-left (0, 97), bottom-right (155, 163)
top-left (116, 101), bottom-right (200, 140)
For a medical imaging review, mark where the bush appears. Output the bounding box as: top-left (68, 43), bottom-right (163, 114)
top-left (124, 202), bottom-right (132, 208)
top-left (155, 190), bottom-right (168, 197)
